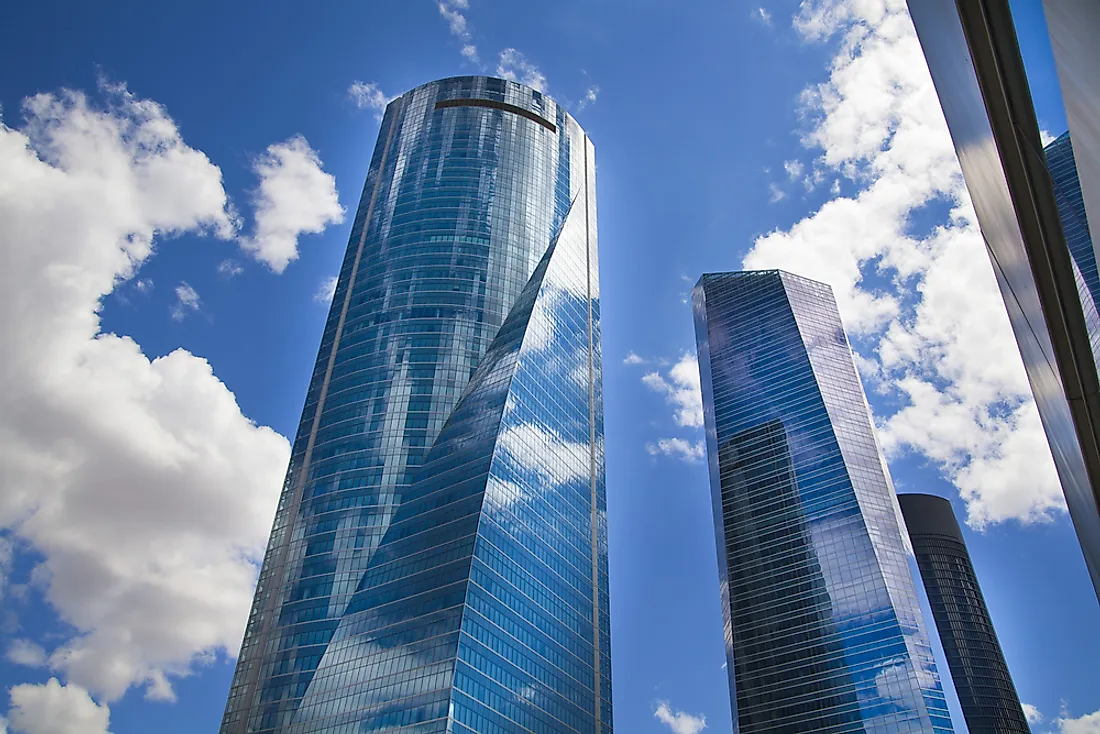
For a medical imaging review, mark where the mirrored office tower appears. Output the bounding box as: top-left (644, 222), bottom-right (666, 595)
top-left (1046, 132), bottom-right (1100, 309)
top-left (899, 494), bottom-right (1030, 734)
top-left (693, 271), bottom-right (954, 734)
top-left (1046, 132), bottom-right (1100, 367)
top-left (220, 77), bottom-right (611, 734)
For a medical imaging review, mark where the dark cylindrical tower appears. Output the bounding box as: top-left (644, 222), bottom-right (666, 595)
top-left (899, 493), bottom-right (1030, 734)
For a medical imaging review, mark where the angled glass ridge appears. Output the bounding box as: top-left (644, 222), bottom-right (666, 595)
top-left (694, 270), bottom-right (954, 734)
top-left (220, 76), bottom-right (610, 734)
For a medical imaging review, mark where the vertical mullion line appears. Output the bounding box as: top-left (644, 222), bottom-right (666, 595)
top-left (584, 133), bottom-right (603, 733)
top-left (230, 95), bottom-right (404, 733)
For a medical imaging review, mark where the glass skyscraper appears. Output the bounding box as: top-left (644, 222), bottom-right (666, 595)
top-left (1046, 132), bottom-right (1099, 308)
top-left (693, 270), bottom-right (954, 734)
top-left (899, 494), bottom-right (1030, 734)
top-left (221, 76), bottom-right (611, 734)
top-left (1046, 132), bottom-right (1100, 366)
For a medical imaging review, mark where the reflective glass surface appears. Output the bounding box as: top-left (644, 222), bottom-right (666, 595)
top-left (220, 76), bottom-right (610, 733)
top-left (1045, 133), bottom-right (1100, 370)
top-left (1046, 133), bottom-right (1099, 306)
top-left (1043, 1), bottom-right (1100, 278)
top-left (693, 271), bottom-right (954, 734)
top-left (906, 0), bottom-right (1100, 602)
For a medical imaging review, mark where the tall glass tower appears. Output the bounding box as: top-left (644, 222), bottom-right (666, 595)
top-left (693, 270), bottom-right (954, 734)
top-left (1046, 132), bottom-right (1099, 307)
top-left (1046, 132), bottom-right (1100, 366)
top-left (221, 77), bottom-right (611, 734)
top-left (899, 494), bottom-right (1030, 734)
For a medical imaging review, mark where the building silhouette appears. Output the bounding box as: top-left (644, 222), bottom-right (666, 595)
top-left (221, 76), bottom-right (611, 733)
top-left (899, 494), bottom-right (1030, 734)
top-left (693, 270), bottom-right (954, 734)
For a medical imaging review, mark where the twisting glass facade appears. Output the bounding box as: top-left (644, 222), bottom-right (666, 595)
top-left (693, 271), bottom-right (954, 734)
top-left (899, 494), bottom-right (1030, 734)
top-left (221, 76), bottom-right (611, 734)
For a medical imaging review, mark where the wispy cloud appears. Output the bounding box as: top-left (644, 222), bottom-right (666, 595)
top-left (240, 135), bottom-right (345, 274)
top-left (314, 275), bottom-right (338, 304)
top-left (624, 351), bottom-right (648, 366)
top-left (784, 159), bottom-right (804, 180)
top-left (216, 259), bottom-right (243, 278)
top-left (768, 182), bottom-right (786, 203)
top-left (497, 48), bottom-right (547, 92)
top-left (578, 85), bottom-right (600, 111)
top-left (6, 678), bottom-right (112, 734)
top-left (745, 0), bottom-right (1063, 528)
top-left (134, 278), bottom-right (153, 294)
top-left (438, 0), bottom-right (479, 63)
top-left (348, 81), bottom-right (394, 120)
top-left (654, 701), bottom-right (707, 734)
top-left (646, 438), bottom-right (705, 463)
top-left (6, 639), bottom-right (47, 668)
top-left (169, 282), bottom-right (200, 321)
top-left (754, 7), bottom-right (773, 25)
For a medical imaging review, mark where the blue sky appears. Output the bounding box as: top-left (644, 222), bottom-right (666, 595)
top-left (0, 1), bottom-right (1097, 733)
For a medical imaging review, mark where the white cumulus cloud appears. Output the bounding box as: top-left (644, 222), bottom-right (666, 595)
top-left (240, 135), bottom-right (344, 274)
top-left (654, 700), bottom-right (707, 734)
top-left (0, 82), bottom-right (290, 706)
top-left (1023, 703), bottom-right (1043, 725)
top-left (641, 353), bottom-right (704, 428)
top-left (7, 679), bottom-right (111, 734)
top-left (1057, 708), bottom-right (1100, 734)
top-left (743, 0), bottom-right (1062, 528)
top-left (497, 49), bottom-right (547, 92)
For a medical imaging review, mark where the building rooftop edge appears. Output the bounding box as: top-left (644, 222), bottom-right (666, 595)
top-left (897, 493), bottom-right (965, 542)
top-left (696, 269), bottom-right (837, 291)
top-left (386, 75), bottom-right (583, 135)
